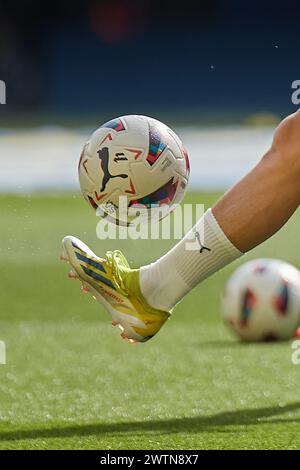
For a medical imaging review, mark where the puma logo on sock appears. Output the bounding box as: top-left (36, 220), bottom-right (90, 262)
top-left (195, 231), bottom-right (211, 253)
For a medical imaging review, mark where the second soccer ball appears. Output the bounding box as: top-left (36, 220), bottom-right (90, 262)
top-left (222, 258), bottom-right (300, 341)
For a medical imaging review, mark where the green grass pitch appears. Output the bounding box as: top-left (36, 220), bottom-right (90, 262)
top-left (1, 192), bottom-right (300, 450)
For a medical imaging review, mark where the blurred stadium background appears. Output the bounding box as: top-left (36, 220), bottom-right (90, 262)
top-left (0, 0), bottom-right (299, 192)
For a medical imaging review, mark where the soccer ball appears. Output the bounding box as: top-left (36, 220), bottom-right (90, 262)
top-left (221, 259), bottom-right (300, 341)
top-left (78, 115), bottom-right (190, 225)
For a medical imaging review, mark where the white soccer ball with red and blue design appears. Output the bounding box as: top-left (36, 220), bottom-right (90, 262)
top-left (222, 259), bottom-right (300, 341)
top-left (78, 115), bottom-right (190, 225)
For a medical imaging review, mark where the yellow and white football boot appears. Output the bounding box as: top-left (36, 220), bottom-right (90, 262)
top-left (60, 236), bottom-right (170, 343)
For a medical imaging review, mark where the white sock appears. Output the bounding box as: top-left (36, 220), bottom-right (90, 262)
top-left (139, 208), bottom-right (243, 311)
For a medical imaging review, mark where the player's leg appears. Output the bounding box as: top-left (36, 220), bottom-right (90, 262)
top-left (140, 110), bottom-right (300, 311)
top-left (214, 112), bottom-right (300, 252)
top-left (61, 111), bottom-right (300, 342)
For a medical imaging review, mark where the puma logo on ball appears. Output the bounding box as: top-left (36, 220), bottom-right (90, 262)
top-left (97, 147), bottom-right (128, 192)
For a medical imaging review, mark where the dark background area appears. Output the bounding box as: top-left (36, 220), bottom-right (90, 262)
top-left (0, 0), bottom-right (299, 121)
